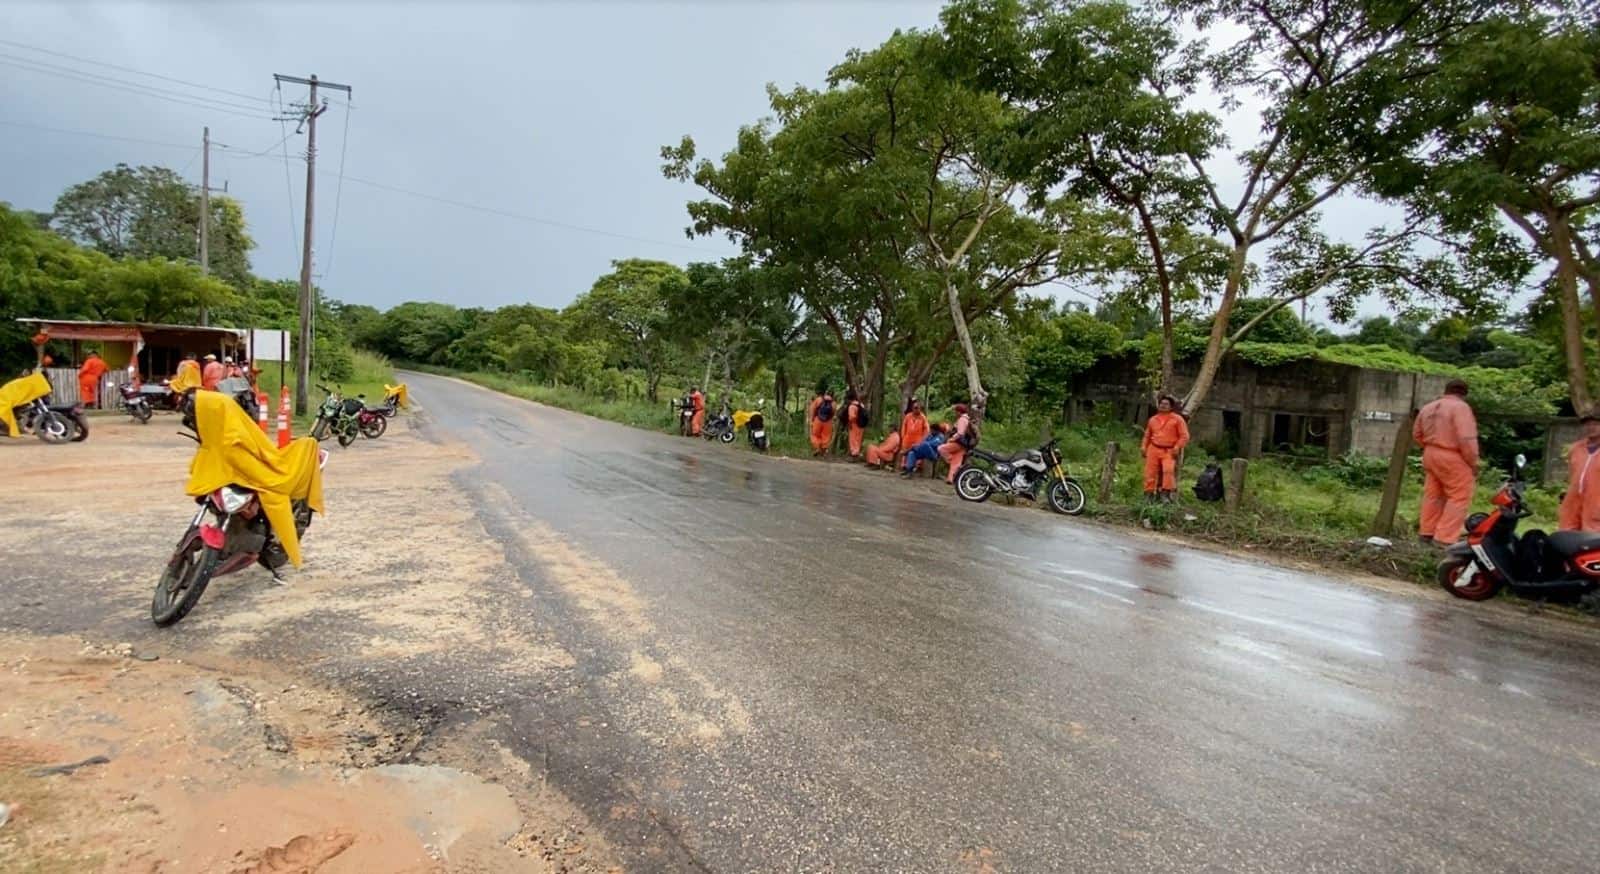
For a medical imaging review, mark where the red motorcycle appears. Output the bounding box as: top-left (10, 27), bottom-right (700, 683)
top-left (152, 442), bottom-right (329, 627)
top-left (1439, 453), bottom-right (1600, 609)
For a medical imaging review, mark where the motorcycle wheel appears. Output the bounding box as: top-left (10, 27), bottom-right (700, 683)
top-left (152, 531), bottom-right (219, 626)
top-left (311, 417), bottom-right (330, 441)
top-left (134, 404), bottom-right (153, 424)
top-left (337, 426), bottom-right (358, 448)
top-left (955, 466), bottom-right (994, 503)
top-left (1047, 479), bottom-right (1087, 516)
top-left (36, 412), bottom-right (72, 444)
top-left (360, 415), bottom-right (387, 439)
top-left (1438, 556), bottom-right (1499, 601)
top-left (719, 429), bottom-right (735, 444)
top-left (755, 437), bottom-right (768, 452)
top-left (69, 416), bottom-right (89, 443)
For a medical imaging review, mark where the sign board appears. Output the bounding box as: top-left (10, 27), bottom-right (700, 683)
top-left (1362, 410), bottom-right (1394, 422)
top-left (248, 329), bottom-right (291, 363)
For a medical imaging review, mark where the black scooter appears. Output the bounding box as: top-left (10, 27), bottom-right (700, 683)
top-left (1439, 453), bottom-right (1600, 608)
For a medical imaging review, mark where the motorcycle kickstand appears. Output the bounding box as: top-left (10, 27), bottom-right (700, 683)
top-left (267, 568), bottom-right (290, 587)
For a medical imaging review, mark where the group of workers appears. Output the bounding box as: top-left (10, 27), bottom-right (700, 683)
top-left (72, 350), bottom-right (253, 408)
top-left (1414, 378), bottom-right (1600, 544)
top-left (800, 387), bottom-right (980, 483)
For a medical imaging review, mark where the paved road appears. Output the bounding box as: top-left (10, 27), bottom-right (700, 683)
top-left (401, 372), bottom-right (1600, 872)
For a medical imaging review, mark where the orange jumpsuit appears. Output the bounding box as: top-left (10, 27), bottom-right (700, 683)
top-left (864, 431), bottom-right (901, 467)
top-left (1559, 440), bottom-right (1600, 532)
top-left (898, 411), bottom-right (929, 470)
top-left (938, 413), bottom-right (972, 482)
top-left (1413, 394), bottom-right (1479, 544)
top-left (202, 360), bottom-right (225, 390)
top-left (1141, 411), bottom-right (1190, 494)
top-left (689, 390), bottom-right (705, 436)
top-left (77, 355), bottom-right (107, 408)
top-left (808, 395), bottom-right (835, 454)
top-left (845, 401), bottom-right (865, 457)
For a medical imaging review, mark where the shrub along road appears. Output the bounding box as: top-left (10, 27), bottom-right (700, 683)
top-left (399, 370), bottom-right (1600, 872)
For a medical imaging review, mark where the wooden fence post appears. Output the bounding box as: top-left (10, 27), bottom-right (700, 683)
top-left (1098, 441), bottom-right (1120, 503)
top-left (1225, 458), bottom-right (1247, 513)
top-left (1371, 410), bottom-right (1415, 536)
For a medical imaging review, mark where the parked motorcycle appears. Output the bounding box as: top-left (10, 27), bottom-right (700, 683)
top-left (311, 384), bottom-right (364, 446)
top-left (1438, 454), bottom-right (1600, 608)
top-left (354, 396), bottom-right (389, 439)
top-left (120, 383), bottom-right (155, 424)
top-left (671, 395), bottom-right (697, 437)
top-left (15, 396), bottom-right (80, 443)
top-left (152, 405), bottom-right (329, 627)
top-left (954, 438), bottom-right (1087, 515)
top-left (733, 402), bottom-right (768, 451)
top-left (701, 406), bottom-right (736, 444)
top-left (311, 384), bottom-right (342, 441)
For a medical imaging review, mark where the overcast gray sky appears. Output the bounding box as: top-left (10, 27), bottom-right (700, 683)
top-left (1, 1), bottom-right (1406, 322)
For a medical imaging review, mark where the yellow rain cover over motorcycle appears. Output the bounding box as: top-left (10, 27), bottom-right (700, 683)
top-left (733, 409), bottom-right (757, 430)
top-left (185, 390), bottom-right (325, 567)
top-left (384, 382), bottom-right (409, 408)
top-left (168, 361), bottom-right (202, 394)
top-left (0, 372), bottom-right (51, 438)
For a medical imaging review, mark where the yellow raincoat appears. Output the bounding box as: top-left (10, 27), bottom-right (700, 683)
top-left (186, 391), bottom-right (325, 567)
top-left (384, 382), bottom-right (409, 408)
top-left (0, 372), bottom-right (51, 438)
top-left (169, 360), bottom-right (202, 394)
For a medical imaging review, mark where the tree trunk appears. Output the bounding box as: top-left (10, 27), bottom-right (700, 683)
top-left (721, 349), bottom-right (734, 408)
top-left (1549, 213), bottom-right (1594, 413)
top-left (945, 276), bottom-right (988, 420)
top-left (1181, 244), bottom-right (1249, 415)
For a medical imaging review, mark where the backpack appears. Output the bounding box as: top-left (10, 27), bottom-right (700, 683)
top-left (1193, 463), bottom-right (1224, 502)
top-left (853, 402), bottom-right (869, 428)
top-left (816, 398), bottom-right (835, 422)
top-left (957, 417), bottom-right (979, 449)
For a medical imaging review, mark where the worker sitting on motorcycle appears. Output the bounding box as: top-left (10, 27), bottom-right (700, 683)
top-left (900, 423), bottom-right (950, 478)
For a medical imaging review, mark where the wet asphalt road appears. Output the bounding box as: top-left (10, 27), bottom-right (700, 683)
top-left (402, 372), bottom-right (1600, 873)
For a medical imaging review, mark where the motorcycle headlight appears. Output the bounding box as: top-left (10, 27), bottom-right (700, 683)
top-left (211, 486), bottom-right (254, 514)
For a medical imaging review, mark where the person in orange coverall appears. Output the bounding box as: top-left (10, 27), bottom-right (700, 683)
top-left (1141, 395), bottom-right (1190, 501)
top-left (689, 387), bottom-right (705, 437)
top-left (1559, 410), bottom-right (1600, 532)
top-left (864, 429), bottom-right (900, 468)
top-left (938, 403), bottom-right (974, 483)
top-left (843, 389), bottom-right (866, 458)
top-left (76, 350), bottom-right (107, 408)
top-left (896, 399), bottom-right (930, 471)
top-left (201, 353), bottom-right (225, 390)
top-left (1413, 379), bottom-right (1479, 545)
top-left (808, 387), bottom-right (836, 456)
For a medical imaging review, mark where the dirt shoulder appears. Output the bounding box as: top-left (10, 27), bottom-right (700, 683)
top-left (0, 417), bottom-right (617, 874)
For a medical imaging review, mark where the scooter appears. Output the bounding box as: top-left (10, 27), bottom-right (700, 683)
top-left (1439, 453), bottom-right (1600, 608)
top-left (671, 395), bottom-right (697, 437)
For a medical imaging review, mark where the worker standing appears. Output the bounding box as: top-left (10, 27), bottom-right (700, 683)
top-left (76, 350), bottom-right (107, 408)
top-left (1413, 379), bottom-right (1479, 545)
top-left (201, 353), bottom-right (225, 391)
top-left (1141, 395), bottom-right (1190, 502)
top-left (1559, 410), bottom-right (1600, 532)
top-left (689, 386), bottom-right (706, 437)
top-left (808, 387), bottom-right (836, 456)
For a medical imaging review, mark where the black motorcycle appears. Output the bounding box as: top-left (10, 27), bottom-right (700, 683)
top-left (120, 383), bottom-right (155, 424)
top-left (746, 410), bottom-right (768, 452)
top-left (954, 438), bottom-right (1087, 515)
top-left (671, 395), bottom-right (697, 436)
top-left (12, 397), bottom-right (81, 443)
top-left (702, 407), bottom-right (735, 444)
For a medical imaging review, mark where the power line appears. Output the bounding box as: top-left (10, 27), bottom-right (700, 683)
top-left (273, 85), bottom-right (300, 267)
top-left (0, 58), bottom-right (274, 120)
top-left (321, 103), bottom-right (352, 281)
top-left (0, 118), bottom-right (195, 150)
top-left (0, 52), bottom-right (273, 115)
top-left (0, 37), bottom-right (274, 105)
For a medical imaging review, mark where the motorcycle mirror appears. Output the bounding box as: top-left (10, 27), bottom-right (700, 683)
top-left (1514, 453), bottom-right (1527, 470)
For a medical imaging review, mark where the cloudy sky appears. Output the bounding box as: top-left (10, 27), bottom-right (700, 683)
top-left (1, 1), bottom-right (1400, 321)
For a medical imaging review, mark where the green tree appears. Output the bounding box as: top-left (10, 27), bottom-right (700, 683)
top-left (1021, 307), bottom-right (1123, 417)
top-left (565, 259), bottom-right (685, 401)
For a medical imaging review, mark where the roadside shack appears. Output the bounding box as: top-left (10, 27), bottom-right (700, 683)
top-left (18, 318), bottom-right (248, 407)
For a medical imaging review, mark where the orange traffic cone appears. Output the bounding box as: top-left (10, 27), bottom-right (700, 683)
top-left (257, 391), bottom-right (270, 433)
top-left (276, 386), bottom-right (292, 448)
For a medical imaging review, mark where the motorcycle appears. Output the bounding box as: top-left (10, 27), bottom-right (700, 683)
top-left (311, 384), bottom-right (343, 441)
top-left (310, 384), bottom-right (364, 446)
top-left (152, 411), bottom-right (329, 627)
top-left (1438, 453), bottom-right (1600, 608)
top-left (354, 395), bottom-right (389, 439)
top-left (954, 438), bottom-right (1087, 515)
top-left (120, 383), bottom-right (155, 424)
top-left (733, 402), bottom-right (768, 451)
top-left (671, 395), bottom-right (697, 437)
top-left (701, 406), bottom-right (736, 444)
top-left (15, 396), bottom-right (83, 443)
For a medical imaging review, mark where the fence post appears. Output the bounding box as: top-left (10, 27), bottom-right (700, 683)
top-left (1098, 441), bottom-right (1120, 503)
top-left (1371, 410), bottom-right (1415, 536)
top-left (1225, 458), bottom-right (1247, 513)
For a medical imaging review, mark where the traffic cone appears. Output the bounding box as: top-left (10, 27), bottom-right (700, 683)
top-left (276, 386), bottom-right (292, 448)
top-left (257, 391), bottom-right (270, 433)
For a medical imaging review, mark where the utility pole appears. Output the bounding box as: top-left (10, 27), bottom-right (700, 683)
top-left (196, 127), bottom-right (227, 326)
top-left (274, 73), bottom-right (351, 415)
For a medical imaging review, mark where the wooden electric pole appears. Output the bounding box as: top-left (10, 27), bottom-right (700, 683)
top-left (274, 72), bottom-right (351, 415)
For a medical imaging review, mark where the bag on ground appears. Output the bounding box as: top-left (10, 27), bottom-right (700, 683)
top-left (1194, 463), bottom-right (1224, 502)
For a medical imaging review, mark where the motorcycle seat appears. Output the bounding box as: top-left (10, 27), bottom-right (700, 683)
top-left (1547, 530), bottom-right (1600, 557)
